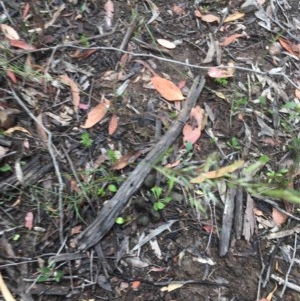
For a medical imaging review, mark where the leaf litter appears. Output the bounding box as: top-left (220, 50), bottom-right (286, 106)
top-left (1, 0), bottom-right (300, 300)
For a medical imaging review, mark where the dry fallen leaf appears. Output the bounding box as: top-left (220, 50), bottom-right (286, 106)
top-left (183, 106), bottom-right (204, 144)
top-left (108, 114), bottom-right (118, 135)
top-left (272, 207), bottom-right (288, 225)
top-left (224, 11), bottom-right (245, 23)
top-left (151, 75), bottom-right (184, 101)
top-left (9, 39), bottom-right (36, 50)
top-left (24, 212), bottom-right (34, 230)
top-left (208, 63), bottom-right (235, 78)
top-left (104, 0), bottom-right (114, 28)
top-left (200, 13), bottom-right (220, 23)
top-left (1, 24), bottom-right (20, 40)
top-left (59, 74), bottom-right (80, 112)
top-left (161, 283), bottom-right (184, 292)
top-left (6, 68), bottom-right (17, 84)
top-left (279, 38), bottom-right (299, 57)
top-left (172, 4), bottom-right (185, 15)
top-left (157, 38), bottom-right (176, 49)
top-left (221, 33), bottom-right (243, 47)
top-left (111, 150), bottom-right (142, 170)
top-left (191, 160), bottom-right (244, 183)
top-left (81, 99), bottom-right (110, 129)
top-left (145, 0), bottom-right (160, 24)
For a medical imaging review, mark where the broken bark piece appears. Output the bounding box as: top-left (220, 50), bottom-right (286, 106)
top-left (75, 75), bottom-right (206, 251)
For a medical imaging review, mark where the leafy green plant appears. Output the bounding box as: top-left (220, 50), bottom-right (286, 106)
top-left (214, 77), bottom-right (228, 86)
top-left (80, 132), bottom-right (93, 147)
top-left (0, 163), bottom-right (12, 172)
top-left (266, 168), bottom-right (288, 184)
top-left (37, 266), bottom-right (63, 283)
top-left (231, 97), bottom-right (247, 112)
top-left (80, 34), bottom-right (90, 47)
top-left (151, 186), bottom-right (172, 211)
top-left (227, 137), bottom-right (241, 150)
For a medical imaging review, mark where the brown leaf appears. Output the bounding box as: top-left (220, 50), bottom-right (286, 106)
top-left (208, 63), bottom-right (235, 78)
top-left (224, 11), bottom-right (245, 23)
top-left (221, 33), bottom-right (243, 47)
top-left (151, 75), bottom-right (184, 101)
top-left (9, 39), bottom-right (36, 50)
top-left (6, 68), bottom-right (17, 84)
top-left (81, 99), bottom-right (110, 129)
top-left (272, 207), bottom-right (288, 225)
top-left (172, 4), bottom-right (185, 15)
top-left (111, 150), bottom-right (142, 170)
top-left (69, 49), bottom-right (96, 59)
top-left (108, 114), bottom-right (118, 135)
top-left (59, 74), bottom-right (80, 112)
top-left (1, 24), bottom-right (20, 40)
top-left (70, 225), bottom-right (82, 235)
top-left (182, 106), bottom-right (204, 144)
top-left (22, 3), bottom-right (30, 20)
top-left (279, 38), bottom-right (299, 57)
top-left (200, 13), bottom-right (220, 23)
top-left (24, 212), bottom-right (33, 230)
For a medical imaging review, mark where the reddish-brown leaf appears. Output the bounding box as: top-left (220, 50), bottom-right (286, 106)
top-left (81, 99), bottom-right (110, 129)
top-left (111, 150), bottom-right (142, 170)
top-left (23, 3), bottom-right (30, 20)
top-left (7, 68), bottom-right (17, 84)
top-left (221, 33), bottom-right (243, 47)
top-left (108, 114), bottom-right (118, 135)
top-left (279, 38), bottom-right (299, 57)
top-left (9, 39), bottom-right (36, 50)
top-left (183, 106), bottom-right (204, 144)
top-left (151, 75), bottom-right (184, 101)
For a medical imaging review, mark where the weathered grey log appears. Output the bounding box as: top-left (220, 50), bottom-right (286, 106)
top-left (76, 75), bottom-right (206, 251)
top-left (0, 155), bottom-right (53, 191)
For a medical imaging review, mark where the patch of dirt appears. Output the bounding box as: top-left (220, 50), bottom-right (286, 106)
top-left (1, 0), bottom-right (300, 301)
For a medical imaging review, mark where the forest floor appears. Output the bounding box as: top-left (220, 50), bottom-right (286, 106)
top-left (1, 0), bottom-right (300, 300)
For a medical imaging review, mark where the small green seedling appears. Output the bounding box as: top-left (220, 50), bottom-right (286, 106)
top-left (108, 184), bottom-right (117, 193)
top-left (214, 77), bottom-right (228, 86)
top-left (227, 137), bottom-right (241, 150)
top-left (115, 216), bottom-right (132, 225)
top-left (0, 163), bottom-right (12, 172)
top-left (266, 168), bottom-right (288, 184)
top-left (151, 186), bottom-right (172, 211)
top-left (80, 132), bottom-right (93, 147)
top-left (37, 266), bottom-right (63, 283)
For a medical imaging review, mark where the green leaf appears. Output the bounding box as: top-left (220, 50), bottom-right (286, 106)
top-left (151, 186), bottom-right (163, 199)
top-left (0, 163), bottom-right (12, 172)
top-left (108, 184), bottom-right (117, 192)
top-left (115, 217), bottom-right (125, 224)
top-left (154, 201), bottom-right (165, 211)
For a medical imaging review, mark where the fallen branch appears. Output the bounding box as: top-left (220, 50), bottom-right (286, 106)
top-left (75, 75), bottom-right (206, 251)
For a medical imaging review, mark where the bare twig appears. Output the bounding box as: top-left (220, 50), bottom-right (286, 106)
top-left (280, 233), bottom-right (297, 297)
top-left (9, 85), bottom-right (65, 245)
